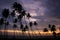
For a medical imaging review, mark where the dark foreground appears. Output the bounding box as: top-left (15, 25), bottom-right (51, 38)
top-left (0, 35), bottom-right (60, 40)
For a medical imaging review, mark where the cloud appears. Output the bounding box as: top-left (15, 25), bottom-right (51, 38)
top-left (44, 0), bottom-right (60, 18)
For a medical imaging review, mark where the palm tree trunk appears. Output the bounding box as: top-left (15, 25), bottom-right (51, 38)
top-left (36, 26), bottom-right (41, 37)
top-left (28, 18), bottom-right (34, 38)
top-left (4, 18), bottom-right (7, 38)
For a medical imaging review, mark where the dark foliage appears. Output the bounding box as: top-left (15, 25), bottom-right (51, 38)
top-left (0, 18), bottom-right (4, 25)
top-left (2, 9), bottom-right (9, 18)
top-left (43, 28), bottom-right (48, 32)
top-left (10, 10), bottom-right (15, 17)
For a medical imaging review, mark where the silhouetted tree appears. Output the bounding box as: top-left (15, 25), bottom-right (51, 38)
top-left (22, 25), bottom-right (28, 32)
top-left (27, 13), bottom-right (31, 19)
top-left (5, 21), bottom-right (9, 27)
top-left (10, 10), bottom-right (15, 17)
top-left (0, 18), bottom-right (4, 29)
top-left (13, 18), bottom-right (18, 23)
top-left (43, 28), bottom-right (48, 32)
top-left (13, 24), bottom-right (17, 37)
top-left (0, 2), bottom-right (38, 38)
top-left (33, 21), bottom-right (41, 36)
top-left (0, 18), bottom-right (4, 25)
top-left (18, 15), bottom-right (23, 21)
top-left (13, 24), bottom-right (17, 29)
top-left (1, 8), bottom-right (10, 37)
top-left (2, 9), bottom-right (9, 18)
top-left (24, 25), bottom-right (29, 31)
top-left (20, 24), bottom-right (24, 30)
top-left (51, 25), bottom-right (56, 32)
top-left (48, 24), bottom-right (51, 28)
top-left (29, 22), bottom-right (33, 31)
top-left (12, 2), bottom-right (23, 13)
top-left (21, 10), bottom-right (26, 16)
top-left (2, 8), bottom-right (10, 30)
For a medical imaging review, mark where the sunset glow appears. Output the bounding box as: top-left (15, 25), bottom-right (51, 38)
top-left (0, 30), bottom-right (59, 36)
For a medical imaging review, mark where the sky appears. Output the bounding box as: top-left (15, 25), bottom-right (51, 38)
top-left (0, 0), bottom-right (60, 30)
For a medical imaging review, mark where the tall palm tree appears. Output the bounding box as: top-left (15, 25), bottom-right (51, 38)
top-left (27, 13), bottom-right (32, 30)
top-left (0, 2), bottom-right (40, 38)
top-left (2, 8), bottom-right (9, 29)
top-left (12, 2), bottom-right (39, 37)
top-left (2, 8), bottom-right (9, 38)
top-left (48, 24), bottom-right (56, 37)
top-left (33, 21), bottom-right (41, 36)
top-left (13, 24), bottom-right (17, 38)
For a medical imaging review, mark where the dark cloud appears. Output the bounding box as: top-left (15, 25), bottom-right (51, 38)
top-left (44, 0), bottom-right (60, 18)
top-left (34, 0), bottom-right (60, 18)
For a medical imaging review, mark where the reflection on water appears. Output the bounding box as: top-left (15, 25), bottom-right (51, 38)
top-left (0, 30), bottom-right (60, 36)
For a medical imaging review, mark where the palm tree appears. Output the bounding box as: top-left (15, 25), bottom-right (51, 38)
top-left (22, 25), bottom-right (28, 32)
top-left (33, 21), bottom-right (41, 36)
top-left (24, 25), bottom-right (29, 31)
top-left (0, 18), bottom-right (4, 25)
top-left (21, 10), bottom-right (26, 16)
top-left (12, 2), bottom-right (23, 13)
top-left (48, 24), bottom-right (56, 33)
top-left (43, 28), bottom-right (48, 37)
top-left (29, 22), bottom-right (33, 30)
top-left (5, 21), bottom-right (10, 36)
top-left (18, 15), bottom-right (23, 21)
top-left (13, 24), bottom-right (17, 29)
top-left (2, 8), bottom-right (9, 38)
top-left (13, 18), bottom-right (18, 23)
top-left (5, 21), bottom-right (9, 29)
top-left (0, 18), bottom-right (4, 29)
top-left (53, 31), bottom-right (56, 38)
top-left (2, 9), bottom-right (9, 18)
top-left (48, 24), bottom-right (51, 28)
top-left (43, 28), bottom-right (48, 32)
top-left (0, 2), bottom-right (40, 38)
top-left (0, 18), bottom-right (4, 36)
top-left (27, 13), bottom-right (31, 19)
top-left (2, 8), bottom-right (9, 29)
top-left (13, 24), bottom-right (17, 38)
top-left (51, 25), bottom-right (56, 32)
top-left (20, 24), bottom-right (24, 31)
top-left (51, 25), bottom-right (56, 37)
top-left (10, 10), bottom-right (15, 17)
top-left (48, 24), bottom-right (56, 38)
